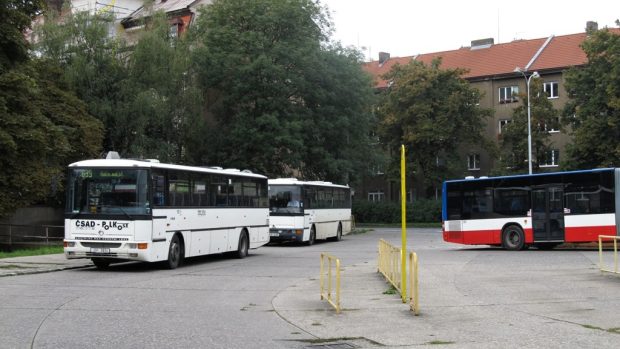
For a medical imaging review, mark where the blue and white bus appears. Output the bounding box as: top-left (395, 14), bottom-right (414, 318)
top-left (268, 178), bottom-right (352, 245)
top-left (64, 157), bottom-right (270, 269)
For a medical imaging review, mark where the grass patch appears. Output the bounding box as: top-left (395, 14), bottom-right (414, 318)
top-left (383, 285), bottom-right (398, 295)
top-left (311, 322), bottom-right (322, 326)
top-left (296, 337), bottom-right (383, 346)
top-left (349, 228), bottom-right (373, 235)
top-left (0, 246), bottom-right (63, 259)
top-left (427, 340), bottom-right (455, 345)
top-left (582, 324), bottom-right (604, 331)
top-left (607, 328), bottom-right (620, 334)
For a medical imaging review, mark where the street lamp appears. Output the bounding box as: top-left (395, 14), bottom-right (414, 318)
top-left (514, 67), bottom-right (540, 175)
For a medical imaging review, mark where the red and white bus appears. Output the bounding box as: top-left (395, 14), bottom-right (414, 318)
top-left (442, 168), bottom-right (619, 250)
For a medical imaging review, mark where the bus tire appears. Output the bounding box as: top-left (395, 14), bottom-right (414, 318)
top-left (92, 258), bottom-right (110, 270)
top-left (331, 223), bottom-right (342, 241)
top-left (502, 225), bottom-right (525, 251)
top-left (306, 226), bottom-right (316, 246)
top-left (235, 230), bottom-right (249, 259)
top-left (166, 234), bottom-right (183, 269)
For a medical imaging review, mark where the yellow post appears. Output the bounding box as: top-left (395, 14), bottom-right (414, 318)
top-left (400, 144), bottom-right (407, 303)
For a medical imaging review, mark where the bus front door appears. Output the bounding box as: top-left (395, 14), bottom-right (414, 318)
top-left (531, 186), bottom-right (565, 242)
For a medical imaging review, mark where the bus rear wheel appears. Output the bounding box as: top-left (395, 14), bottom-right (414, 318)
top-left (166, 234), bottom-right (183, 269)
top-left (502, 225), bottom-right (525, 251)
top-left (235, 231), bottom-right (249, 259)
top-left (330, 223), bottom-right (342, 241)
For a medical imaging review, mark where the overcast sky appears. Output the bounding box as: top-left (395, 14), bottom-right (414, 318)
top-left (322, 0), bottom-right (620, 61)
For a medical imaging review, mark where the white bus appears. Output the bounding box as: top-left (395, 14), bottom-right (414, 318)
top-left (64, 157), bottom-right (270, 269)
top-left (268, 178), bottom-right (352, 245)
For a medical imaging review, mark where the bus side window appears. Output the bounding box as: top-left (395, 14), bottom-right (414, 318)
top-left (152, 173), bottom-right (166, 206)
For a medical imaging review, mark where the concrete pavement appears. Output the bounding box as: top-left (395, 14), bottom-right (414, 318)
top-left (2, 242), bottom-right (620, 349)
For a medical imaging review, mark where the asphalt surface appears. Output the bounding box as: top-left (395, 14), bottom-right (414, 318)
top-left (1, 228), bottom-right (619, 348)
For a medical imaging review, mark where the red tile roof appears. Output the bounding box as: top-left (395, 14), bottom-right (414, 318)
top-left (363, 29), bottom-right (620, 89)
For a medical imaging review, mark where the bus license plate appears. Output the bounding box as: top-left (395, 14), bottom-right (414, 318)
top-left (91, 247), bottom-right (110, 254)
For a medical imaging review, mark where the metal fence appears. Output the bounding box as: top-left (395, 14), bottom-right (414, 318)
top-left (320, 253), bottom-right (341, 313)
top-left (598, 235), bottom-right (619, 274)
top-left (0, 223), bottom-right (64, 250)
top-left (377, 239), bottom-right (420, 315)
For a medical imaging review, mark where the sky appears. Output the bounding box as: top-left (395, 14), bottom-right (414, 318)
top-left (322, 0), bottom-right (620, 61)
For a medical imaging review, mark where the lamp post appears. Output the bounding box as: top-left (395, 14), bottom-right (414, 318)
top-left (514, 67), bottom-right (539, 175)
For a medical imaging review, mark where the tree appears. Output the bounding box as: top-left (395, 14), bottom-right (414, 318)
top-left (562, 25), bottom-right (620, 169)
top-left (35, 10), bottom-right (129, 154)
top-left (0, 0), bottom-right (42, 69)
top-left (378, 59), bottom-right (492, 196)
top-left (190, 0), bottom-right (374, 183)
top-left (0, 1), bottom-right (103, 218)
top-left (119, 13), bottom-right (205, 163)
top-left (497, 79), bottom-right (560, 173)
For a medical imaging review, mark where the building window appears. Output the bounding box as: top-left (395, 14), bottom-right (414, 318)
top-left (540, 116), bottom-right (560, 133)
top-left (539, 149), bottom-right (559, 167)
top-left (498, 119), bottom-right (511, 134)
top-left (368, 192), bottom-right (385, 202)
top-left (169, 24), bottom-right (179, 38)
top-left (468, 154), bottom-right (480, 170)
top-left (499, 86), bottom-right (519, 103)
top-left (543, 82), bottom-right (559, 99)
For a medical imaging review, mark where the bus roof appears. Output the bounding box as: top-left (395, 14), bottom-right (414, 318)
top-left (444, 168), bottom-right (616, 185)
top-left (268, 178), bottom-right (349, 189)
top-left (68, 159), bottom-right (267, 179)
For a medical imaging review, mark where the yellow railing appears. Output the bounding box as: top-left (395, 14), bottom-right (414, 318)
top-left (378, 239), bottom-right (419, 315)
top-left (409, 251), bottom-right (420, 315)
top-left (598, 235), bottom-right (619, 274)
top-left (320, 253), bottom-right (341, 313)
top-left (378, 239), bottom-right (403, 292)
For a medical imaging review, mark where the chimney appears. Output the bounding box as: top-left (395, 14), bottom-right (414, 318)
top-left (378, 52), bottom-right (390, 65)
top-left (470, 38), bottom-right (494, 50)
top-left (586, 21), bottom-right (598, 33)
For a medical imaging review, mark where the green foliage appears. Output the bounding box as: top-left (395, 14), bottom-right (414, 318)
top-left (0, 1), bottom-right (102, 218)
top-left (0, 0), bottom-right (43, 69)
top-left (497, 79), bottom-right (560, 174)
top-left (562, 27), bottom-right (620, 169)
top-left (191, 0), bottom-right (374, 182)
top-left (377, 59), bottom-right (493, 196)
top-left (352, 199), bottom-right (441, 224)
top-left (35, 11), bottom-right (204, 163)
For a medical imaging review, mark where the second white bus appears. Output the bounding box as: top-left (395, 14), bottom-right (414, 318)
top-left (268, 178), bottom-right (352, 245)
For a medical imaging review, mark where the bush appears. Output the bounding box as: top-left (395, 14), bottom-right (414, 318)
top-left (353, 199), bottom-right (441, 224)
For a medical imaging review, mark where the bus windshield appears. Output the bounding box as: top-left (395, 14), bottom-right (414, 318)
top-left (66, 168), bottom-right (150, 216)
top-left (269, 185), bottom-right (303, 214)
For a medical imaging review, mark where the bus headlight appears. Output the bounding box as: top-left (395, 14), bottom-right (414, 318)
top-left (64, 241), bottom-right (75, 248)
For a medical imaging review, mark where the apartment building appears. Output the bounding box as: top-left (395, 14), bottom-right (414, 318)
top-left (360, 22), bottom-right (617, 202)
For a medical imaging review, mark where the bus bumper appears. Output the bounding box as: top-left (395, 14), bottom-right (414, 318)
top-left (269, 229), bottom-right (304, 242)
top-left (64, 240), bottom-right (155, 262)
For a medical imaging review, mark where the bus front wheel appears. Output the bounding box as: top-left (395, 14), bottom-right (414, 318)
top-left (306, 226), bottom-right (316, 246)
top-left (502, 225), bottom-right (525, 251)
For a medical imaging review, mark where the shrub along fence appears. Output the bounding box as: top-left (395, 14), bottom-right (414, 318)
top-left (353, 199), bottom-right (441, 224)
